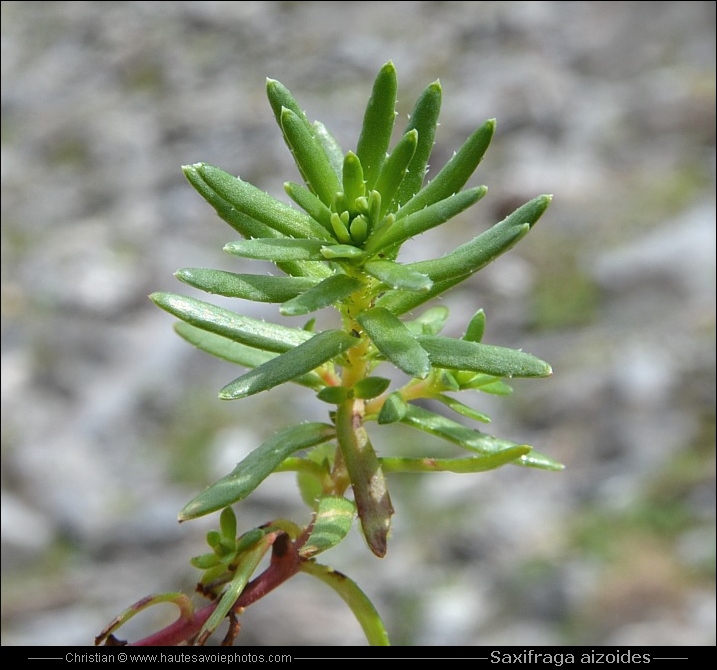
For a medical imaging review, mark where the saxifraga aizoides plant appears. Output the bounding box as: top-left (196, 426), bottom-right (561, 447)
top-left (96, 61), bottom-right (561, 647)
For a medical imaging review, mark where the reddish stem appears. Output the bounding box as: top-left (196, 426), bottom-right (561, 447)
top-left (129, 531), bottom-right (307, 646)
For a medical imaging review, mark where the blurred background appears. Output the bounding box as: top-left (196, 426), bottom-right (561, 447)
top-left (1, 1), bottom-right (714, 647)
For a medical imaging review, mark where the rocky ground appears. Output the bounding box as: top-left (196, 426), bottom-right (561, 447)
top-left (1, 1), bottom-right (715, 647)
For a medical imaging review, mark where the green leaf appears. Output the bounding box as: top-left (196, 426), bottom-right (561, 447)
top-left (183, 164), bottom-right (276, 240)
top-left (224, 238), bottom-right (327, 262)
top-left (459, 373), bottom-right (513, 395)
top-left (515, 451), bottom-right (566, 471)
top-left (317, 386), bottom-right (349, 404)
top-left (400, 405), bottom-right (563, 470)
top-left (381, 447), bottom-right (530, 473)
top-left (364, 260), bottom-right (433, 292)
top-left (280, 274), bottom-right (363, 316)
top-left (183, 164), bottom-right (325, 279)
top-left (151, 292), bottom-right (312, 353)
top-left (179, 422), bottom-right (336, 520)
top-left (417, 335), bottom-right (552, 378)
top-left (266, 77), bottom-right (312, 129)
top-left (404, 306), bottom-right (450, 336)
top-left (357, 307), bottom-right (431, 379)
top-left (463, 308), bottom-right (486, 342)
top-left (175, 322), bottom-right (273, 366)
top-left (372, 129), bottom-right (418, 217)
top-left (392, 80), bottom-right (442, 209)
top-left (284, 182), bottom-right (335, 236)
top-left (312, 120), bottom-right (344, 182)
top-left (377, 391), bottom-right (408, 424)
top-left (397, 118), bottom-right (495, 220)
top-left (375, 195), bottom-right (552, 315)
top-left (266, 77), bottom-right (318, 184)
top-left (174, 323), bottom-right (324, 389)
top-left (319, 244), bottom-right (366, 260)
top-left (434, 394), bottom-right (491, 423)
top-left (175, 268), bottom-right (318, 302)
top-left (188, 163), bottom-right (332, 241)
top-left (401, 404), bottom-right (520, 456)
top-left (353, 376), bottom-right (391, 400)
top-left (356, 61), bottom-right (397, 190)
top-left (300, 561), bottom-right (391, 646)
top-left (342, 152), bottom-right (366, 208)
top-left (190, 552), bottom-right (222, 570)
top-left (299, 496), bottom-right (356, 558)
top-left (364, 186), bottom-right (487, 255)
top-left (198, 534), bottom-right (272, 644)
top-left (219, 329), bottom-right (357, 399)
top-left (219, 507), bottom-right (237, 544)
top-left (407, 195), bottom-right (552, 283)
top-left (280, 107), bottom-right (343, 206)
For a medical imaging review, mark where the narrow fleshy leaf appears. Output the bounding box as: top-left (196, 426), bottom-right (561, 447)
top-left (464, 377), bottom-right (514, 395)
top-left (280, 107), bottom-right (342, 206)
top-left (180, 422), bottom-right (336, 520)
top-left (364, 260), bottom-right (433, 292)
top-left (400, 405), bottom-right (563, 470)
top-left (183, 164), bottom-right (325, 279)
top-left (330, 211), bottom-right (352, 243)
top-left (174, 323), bottom-right (324, 389)
top-left (336, 399), bottom-right (393, 557)
top-left (219, 507), bottom-right (237, 544)
top-left (183, 164), bottom-right (276, 240)
top-left (219, 329), bottom-right (357, 400)
top-left (404, 306), bottom-right (450, 336)
top-left (376, 195), bottom-right (551, 315)
top-left (418, 335), bottom-right (552, 378)
top-left (407, 195), bottom-right (552, 282)
top-left (190, 553), bottom-right (222, 570)
top-left (198, 533), bottom-right (272, 644)
top-left (376, 275), bottom-right (467, 317)
top-left (151, 292), bottom-right (312, 353)
top-left (434, 394), bottom-right (491, 423)
top-left (397, 118), bottom-right (496, 220)
top-left (175, 268), bottom-right (318, 302)
top-left (401, 404), bottom-right (520, 456)
top-left (377, 391), bottom-right (408, 424)
top-left (342, 152), bottom-right (366, 208)
top-left (372, 129), bottom-right (418, 217)
top-left (356, 61), bottom-right (397, 190)
top-left (317, 386), bottom-right (349, 404)
top-left (266, 77), bottom-right (312, 130)
top-left (300, 561), bottom-right (391, 646)
top-left (189, 163), bottom-right (332, 241)
top-left (284, 182), bottom-right (335, 235)
top-left (299, 496), bottom-right (356, 558)
top-left (225, 238), bottom-right (326, 262)
top-left (357, 307), bottom-right (431, 379)
top-left (392, 80), bottom-right (442, 209)
top-left (353, 376), bottom-right (391, 400)
top-left (312, 120), bottom-right (344, 182)
top-left (439, 369), bottom-right (461, 392)
top-left (349, 215), bottom-right (369, 244)
top-left (280, 274), bottom-right (363, 316)
top-left (319, 244), bottom-right (366, 261)
top-left (381, 447), bottom-right (530, 473)
top-left (464, 308), bottom-right (486, 342)
top-left (266, 77), bottom-right (317, 186)
top-left (364, 186), bottom-right (487, 255)
top-left (174, 322), bottom-right (273, 366)
top-left (516, 451), bottom-right (566, 471)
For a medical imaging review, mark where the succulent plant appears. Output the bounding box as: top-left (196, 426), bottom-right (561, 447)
top-left (98, 61), bottom-right (560, 648)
